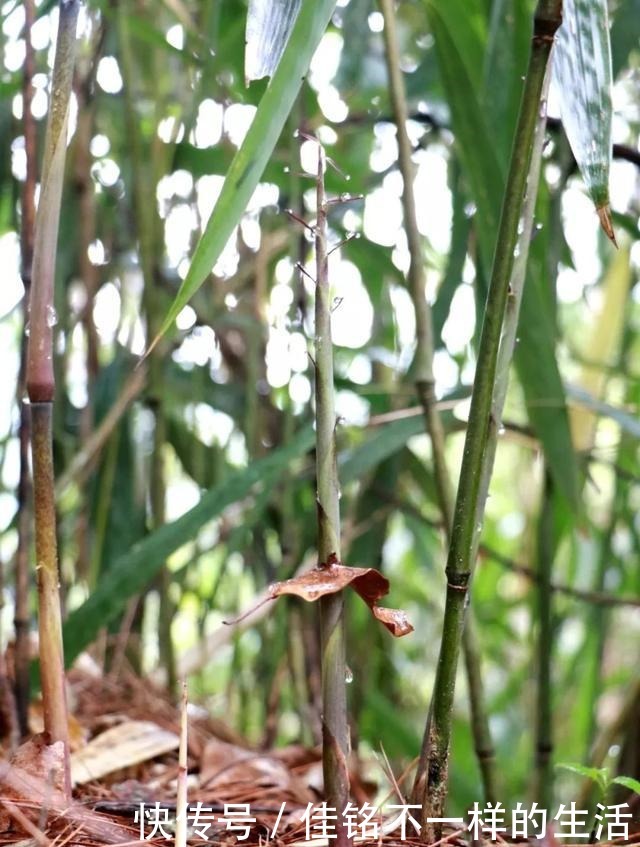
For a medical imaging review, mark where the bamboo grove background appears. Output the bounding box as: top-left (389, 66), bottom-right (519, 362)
top-left (0, 0), bottom-right (639, 819)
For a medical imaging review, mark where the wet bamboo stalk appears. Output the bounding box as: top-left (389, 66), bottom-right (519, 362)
top-left (15, 0), bottom-right (38, 740)
top-left (378, 0), bottom-right (497, 810)
top-left (417, 1), bottom-right (563, 831)
top-left (315, 146), bottom-right (351, 847)
top-left (469, 67), bottom-right (552, 573)
top-left (25, 0), bottom-right (80, 799)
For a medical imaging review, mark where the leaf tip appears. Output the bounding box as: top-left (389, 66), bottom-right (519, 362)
top-left (597, 204), bottom-right (617, 247)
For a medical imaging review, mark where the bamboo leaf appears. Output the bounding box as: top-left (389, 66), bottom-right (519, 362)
top-left (553, 0), bottom-right (615, 240)
top-left (568, 246), bottom-right (632, 451)
top-left (556, 762), bottom-right (610, 792)
top-left (340, 416), bottom-right (425, 482)
top-left (148, 0), bottom-right (337, 354)
top-left (611, 776), bottom-right (640, 795)
top-left (566, 384), bottom-right (640, 439)
top-left (62, 426), bottom-right (315, 665)
top-left (426, 0), bottom-right (581, 511)
top-left (245, 0), bottom-right (302, 83)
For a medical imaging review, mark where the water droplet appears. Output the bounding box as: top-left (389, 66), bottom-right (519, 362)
top-left (464, 202), bottom-right (477, 218)
top-left (498, 424), bottom-right (506, 435)
top-left (340, 192), bottom-right (350, 202)
top-left (345, 667), bottom-right (353, 684)
top-left (283, 166), bottom-right (290, 174)
top-left (46, 305), bottom-right (58, 328)
top-left (24, 322), bottom-right (30, 337)
top-left (535, 222), bottom-right (543, 231)
top-left (476, 522), bottom-right (483, 533)
top-left (513, 245), bottom-right (521, 258)
top-left (515, 336), bottom-right (520, 344)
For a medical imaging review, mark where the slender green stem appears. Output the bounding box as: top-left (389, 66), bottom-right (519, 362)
top-left (378, 0), bottom-right (496, 808)
top-left (118, 0), bottom-right (177, 691)
top-left (377, 0), bottom-right (452, 526)
top-left (470, 68), bottom-right (551, 566)
top-left (315, 146), bottom-right (350, 847)
top-left (534, 469), bottom-right (554, 810)
top-left (417, 1), bottom-right (562, 828)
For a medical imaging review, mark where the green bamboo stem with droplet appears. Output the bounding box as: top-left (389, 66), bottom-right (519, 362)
top-left (413, 1), bottom-right (563, 830)
top-left (314, 146), bottom-right (351, 847)
top-left (377, 0), bottom-right (497, 810)
top-left (25, 0), bottom-right (80, 798)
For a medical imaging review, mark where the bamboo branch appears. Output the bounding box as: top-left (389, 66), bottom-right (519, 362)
top-left (415, 1), bottom-right (563, 830)
top-left (378, 0), bottom-right (497, 807)
top-left (314, 145), bottom-right (351, 847)
top-left (54, 365), bottom-right (147, 498)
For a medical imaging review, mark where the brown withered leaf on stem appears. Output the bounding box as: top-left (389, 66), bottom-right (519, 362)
top-left (258, 554), bottom-right (413, 637)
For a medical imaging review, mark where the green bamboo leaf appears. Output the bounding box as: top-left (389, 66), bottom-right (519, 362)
top-left (147, 0), bottom-right (337, 354)
top-left (246, 0), bottom-right (302, 83)
top-left (611, 775), bottom-right (640, 795)
top-left (62, 426), bottom-right (315, 665)
top-left (566, 385), bottom-right (640, 439)
top-left (556, 762), bottom-right (610, 793)
top-left (610, 0), bottom-right (640, 78)
top-left (553, 0), bottom-right (615, 241)
top-left (432, 167), bottom-right (470, 345)
top-left (426, 0), bottom-right (581, 511)
top-left (340, 416), bottom-right (425, 482)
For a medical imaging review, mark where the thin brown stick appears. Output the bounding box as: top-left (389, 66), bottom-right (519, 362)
top-left (54, 365), bottom-right (146, 498)
top-left (0, 797), bottom-right (52, 847)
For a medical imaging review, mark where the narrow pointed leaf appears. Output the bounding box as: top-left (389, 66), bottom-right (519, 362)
top-left (148, 0), bottom-right (337, 354)
top-left (426, 0), bottom-right (581, 511)
top-left (553, 0), bottom-right (615, 239)
top-left (62, 426), bottom-right (315, 665)
top-left (246, 0), bottom-right (302, 83)
top-left (611, 776), bottom-right (640, 796)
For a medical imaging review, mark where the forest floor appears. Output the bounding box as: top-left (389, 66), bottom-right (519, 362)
top-left (0, 666), bottom-right (637, 847)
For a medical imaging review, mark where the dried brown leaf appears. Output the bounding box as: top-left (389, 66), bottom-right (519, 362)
top-left (268, 556), bottom-right (413, 637)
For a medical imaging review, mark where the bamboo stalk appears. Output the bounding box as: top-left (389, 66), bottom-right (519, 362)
top-left (117, 1), bottom-right (176, 691)
top-left (314, 145), bottom-right (351, 847)
top-left (25, 0), bottom-right (80, 800)
top-left (378, 0), bottom-right (497, 807)
top-left (534, 470), bottom-right (554, 810)
top-left (15, 0), bottom-right (38, 740)
top-left (73, 27), bottom-right (103, 582)
top-left (415, 1), bottom-right (563, 831)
